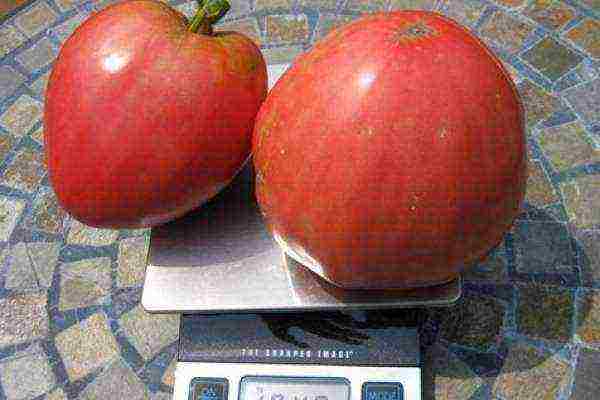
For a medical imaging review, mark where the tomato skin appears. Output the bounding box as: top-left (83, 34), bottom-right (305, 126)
top-left (45, 0), bottom-right (267, 228)
top-left (253, 11), bottom-right (526, 289)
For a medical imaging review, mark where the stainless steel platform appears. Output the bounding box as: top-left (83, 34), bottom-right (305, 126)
top-left (141, 63), bottom-right (462, 314)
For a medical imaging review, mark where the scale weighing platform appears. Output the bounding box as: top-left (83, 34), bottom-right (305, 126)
top-left (141, 64), bottom-right (462, 400)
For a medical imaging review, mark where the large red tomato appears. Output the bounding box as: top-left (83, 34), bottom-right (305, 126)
top-left (45, 0), bottom-right (267, 228)
top-left (253, 11), bottom-right (526, 290)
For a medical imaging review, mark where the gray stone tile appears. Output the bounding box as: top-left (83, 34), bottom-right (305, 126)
top-left (576, 230), bottom-right (600, 286)
top-left (0, 25), bottom-right (27, 58)
top-left (517, 79), bottom-right (561, 127)
top-left (30, 70), bottom-right (51, 98)
top-left (46, 388), bottom-right (67, 400)
top-left (120, 305), bottom-right (179, 361)
top-left (564, 78), bottom-right (600, 126)
top-left (5, 242), bottom-right (38, 291)
top-left (0, 344), bottom-right (55, 400)
top-left (15, 37), bottom-right (58, 74)
top-left (0, 94), bottom-right (43, 137)
top-left (50, 12), bottom-right (87, 44)
top-left (59, 257), bottom-right (112, 311)
top-left (30, 124), bottom-right (44, 145)
top-left (561, 175), bottom-right (600, 229)
top-left (27, 186), bottom-right (69, 235)
top-left (314, 14), bottom-right (359, 40)
top-left (0, 65), bottom-right (25, 100)
top-left (523, 0), bottom-right (575, 31)
top-left (55, 312), bottom-right (119, 381)
top-left (424, 344), bottom-right (484, 400)
top-left (0, 195), bottom-right (26, 242)
top-left (265, 15), bottom-right (309, 45)
top-left (0, 292), bottom-right (48, 347)
top-left (54, 0), bottom-right (87, 12)
top-left (79, 358), bottom-right (149, 400)
top-left (539, 121), bottom-right (600, 172)
top-left (261, 45), bottom-right (305, 65)
top-left (1, 146), bottom-right (46, 193)
top-left (67, 219), bottom-right (119, 246)
top-left (565, 18), bottom-right (600, 60)
top-left (389, 0), bottom-right (435, 11)
top-left (439, 0), bottom-right (486, 28)
top-left (480, 11), bottom-right (534, 54)
top-left (13, 1), bottom-right (58, 38)
top-left (572, 347), bottom-right (600, 398)
top-left (578, 289), bottom-right (600, 346)
top-left (493, 341), bottom-right (572, 399)
top-left (525, 159), bottom-right (559, 207)
top-left (517, 284), bottom-right (573, 342)
top-left (28, 242), bottom-right (61, 289)
top-left (118, 236), bottom-right (148, 287)
top-left (522, 37), bottom-right (584, 82)
top-left (150, 392), bottom-right (172, 400)
top-left (513, 220), bottom-right (574, 273)
top-left (162, 357), bottom-right (177, 387)
top-left (0, 133), bottom-right (16, 165)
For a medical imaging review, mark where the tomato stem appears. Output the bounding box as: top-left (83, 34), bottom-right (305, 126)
top-left (188, 0), bottom-right (231, 34)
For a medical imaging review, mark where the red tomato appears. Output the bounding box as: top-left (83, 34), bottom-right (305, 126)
top-left (253, 11), bottom-right (526, 289)
top-left (45, 0), bottom-right (267, 228)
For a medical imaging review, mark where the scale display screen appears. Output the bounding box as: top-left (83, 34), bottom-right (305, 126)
top-left (239, 377), bottom-right (350, 400)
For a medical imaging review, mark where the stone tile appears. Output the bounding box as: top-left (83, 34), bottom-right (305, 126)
top-left (492, 341), bottom-right (572, 399)
top-left (50, 12), bottom-right (87, 44)
top-left (513, 220), bottom-right (574, 273)
top-left (0, 292), bottom-right (48, 347)
top-left (424, 344), bottom-right (484, 400)
top-left (440, 0), bottom-right (487, 28)
top-left (522, 37), bottom-right (583, 82)
top-left (344, 0), bottom-right (388, 13)
top-left (463, 245), bottom-right (509, 283)
top-left (565, 19), bottom-right (600, 60)
top-left (46, 388), bottom-right (67, 400)
top-left (5, 242), bottom-right (37, 291)
top-left (262, 45), bottom-right (305, 64)
top-left (298, 0), bottom-right (338, 10)
top-left (0, 95), bottom-right (43, 137)
top-left (59, 257), bottom-right (112, 311)
top-left (480, 11), bottom-right (534, 54)
top-left (150, 392), bottom-right (172, 400)
top-left (494, 0), bottom-right (526, 7)
top-left (255, 0), bottom-right (293, 12)
top-left (0, 344), bottom-right (55, 400)
top-left (118, 236), bottom-right (148, 287)
top-left (389, 0), bottom-right (435, 11)
top-left (30, 124), bottom-right (44, 145)
top-left (0, 133), bottom-right (16, 165)
top-left (162, 357), bottom-right (177, 387)
top-left (0, 196), bottom-right (26, 242)
top-left (572, 347), bottom-right (600, 399)
top-left (27, 186), bottom-right (69, 234)
top-left (578, 290), bottom-right (600, 346)
top-left (216, 18), bottom-right (261, 46)
top-left (54, 0), bottom-right (87, 12)
top-left (79, 358), bottom-right (149, 400)
top-left (265, 15), bottom-right (310, 45)
top-left (13, 2), bottom-right (58, 37)
top-left (539, 121), bottom-right (600, 172)
top-left (15, 37), bottom-right (58, 74)
top-left (315, 14), bottom-right (359, 40)
top-left (30, 70), bottom-right (51, 98)
top-left (67, 219), bottom-right (119, 246)
top-left (0, 25), bottom-right (27, 58)
top-left (560, 175), bottom-right (600, 229)
top-left (120, 305), bottom-right (179, 361)
top-left (525, 159), bottom-right (559, 207)
top-left (1, 146), bottom-right (46, 193)
top-left (523, 0), bottom-right (575, 31)
top-left (517, 79), bottom-right (561, 126)
top-left (0, 65), bottom-right (25, 100)
top-left (437, 293), bottom-right (505, 351)
top-left (578, 0), bottom-right (600, 10)
top-left (93, 0), bottom-right (122, 11)
top-left (55, 312), bottom-right (119, 381)
top-left (28, 241), bottom-right (61, 289)
top-left (564, 78), bottom-right (600, 126)
top-left (224, 0), bottom-right (252, 19)
top-left (576, 230), bottom-right (600, 286)
top-left (517, 284), bottom-right (573, 342)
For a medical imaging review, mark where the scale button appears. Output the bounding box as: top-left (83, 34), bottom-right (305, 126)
top-left (362, 382), bottom-right (404, 400)
top-left (189, 378), bottom-right (228, 400)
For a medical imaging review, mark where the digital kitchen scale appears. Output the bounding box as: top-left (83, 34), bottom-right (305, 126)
top-left (141, 64), bottom-right (462, 400)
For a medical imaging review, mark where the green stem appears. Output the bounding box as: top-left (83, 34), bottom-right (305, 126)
top-left (188, 0), bottom-right (231, 34)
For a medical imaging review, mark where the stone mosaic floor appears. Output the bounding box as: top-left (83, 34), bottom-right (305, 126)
top-left (0, 0), bottom-right (599, 398)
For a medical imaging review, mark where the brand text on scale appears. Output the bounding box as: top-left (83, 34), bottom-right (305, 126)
top-left (240, 349), bottom-right (356, 360)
